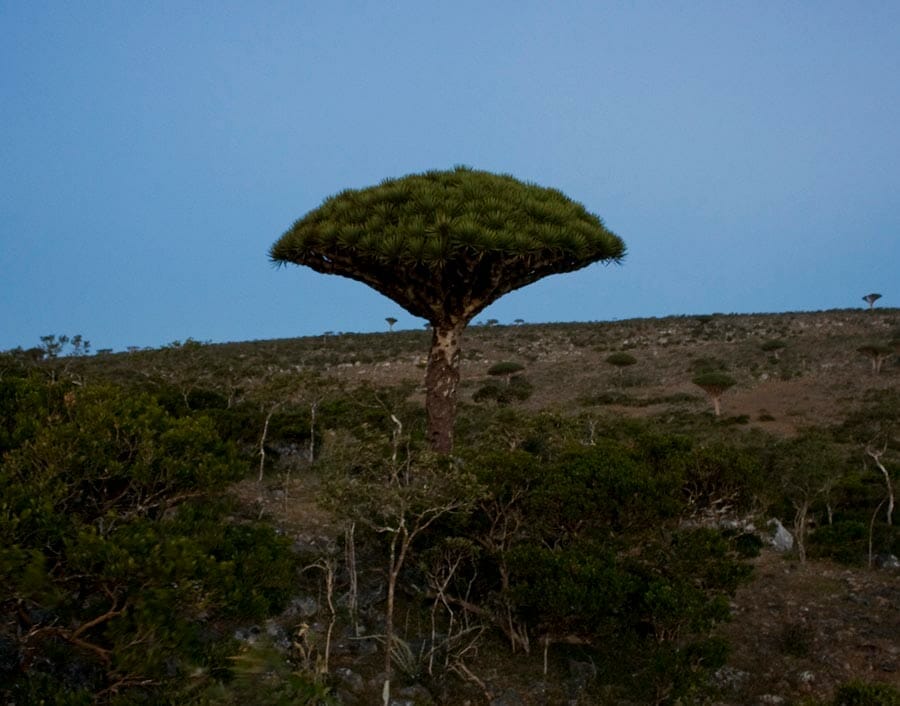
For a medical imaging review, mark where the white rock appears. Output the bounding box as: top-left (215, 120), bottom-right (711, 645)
top-left (767, 518), bottom-right (794, 552)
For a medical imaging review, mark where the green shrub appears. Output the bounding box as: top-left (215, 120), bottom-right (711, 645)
top-left (761, 339), bottom-right (787, 353)
top-left (833, 681), bottom-right (900, 706)
top-left (808, 521), bottom-right (867, 565)
top-left (723, 413), bottom-right (750, 425)
top-left (692, 371), bottom-right (736, 389)
top-left (487, 361), bottom-right (525, 378)
top-left (472, 375), bottom-right (533, 405)
top-left (778, 621), bottom-right (813, 657)
top-left (578, 391), bottom-right (635, 406)
top-left (0, 375), bottom-right (299, 703)
top-left (443, 440), bottom-right (753, 702)
top-left (605, 352), bottom-right (637, 368)
top-left (732, 532), bottom-right (764, 558)
top-left (689, 357), bottom-right (728, 374)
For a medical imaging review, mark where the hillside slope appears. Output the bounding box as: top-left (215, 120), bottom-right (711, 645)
top-left (51, 307), bottom-right (899, 704)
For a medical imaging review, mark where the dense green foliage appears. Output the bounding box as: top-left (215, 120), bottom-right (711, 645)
top-left (2, 311), bottom-right (897, 704)
top-left (486, 361), bottom-right (525, 378)
top-left (270, 166), bottom-right (624, 327)
top-left (0, 372), bottom-right (300, 704)
top-left (472, 375), bottom-right (533, 406)
top-left (605, 351), bottom-right (638, 367)
top-left (833, 680), bottom-right (900, 706)
top-left (691, 371), bottom-right (737, 392)
top-left (428, 439), bottom-right (756, 702)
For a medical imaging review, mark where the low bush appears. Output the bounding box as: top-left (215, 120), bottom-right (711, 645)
top-left (808, 521), bottom-right (867, 564)
top-left (431, 439), bottom-right (755, 701)
top-left (833, 680), bottom-right (900, 706)
top-left (0, 374), bottom-right (300, 703)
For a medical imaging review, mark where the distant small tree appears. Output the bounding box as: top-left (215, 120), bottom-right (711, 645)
top-left (862, 293), bottom-right (882, 310)
top-left (857, 344), bottom-right (893, 374)
top-left (385, 317), bottom-right (398, 332)
top-left (692, 372), bottom-right (736, 417)
top-left (68, 334), bottom-right (90, 356)
top-left (488, 361), bottom-right (525, 385)
top-left (39, 334), bottom-right (69, 359)
top-left (605, 352), bottom-right (637, 376)
top-left (474, 377), bottom-right (533, 406)
top-left (760, 339), bottom-right (786, 360)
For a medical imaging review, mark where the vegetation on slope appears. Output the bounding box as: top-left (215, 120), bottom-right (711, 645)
top-left (1, 308), bottom-right (897, 704)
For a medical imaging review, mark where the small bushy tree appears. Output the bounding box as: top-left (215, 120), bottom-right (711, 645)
top-left (774, 431), bottom-right (846, 562)
top-left (692, 372), bottom-right (736, 417)
top-left (857, 344), bottom-right (893, 374)
top-left (605, 352), bottom-right (637, 377)
top-left (319, 433), bottom-right (482, 704)
top-left (487, 361), bottom-right (525, 384)
top-left (761, 339), bottom-right (787, 360)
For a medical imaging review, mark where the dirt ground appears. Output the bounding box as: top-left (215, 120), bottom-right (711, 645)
top-left (714, 549), bottom-right (899, 704)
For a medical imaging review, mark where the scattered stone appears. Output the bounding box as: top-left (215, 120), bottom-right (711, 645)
top-left (285, 595), bottom-right (319, 618)
top-left (264, 619), bottom-right (291, 651)
top-left (874, 553), bottom-right (900, 570)
top-left (712, 665), bottom-right (750, 692)
top-left (233, 624), bottom-right (261, 644)
top-left (397, 683), bottom-right (433, 702)
top-left (759, 695), bottom-right (785, 705)
top-left (767, 519), bottom-right (794, 552)
top-left (567, 658), bottom-right (597, 692)
top-left (334, 667), bottom-right (365, 694)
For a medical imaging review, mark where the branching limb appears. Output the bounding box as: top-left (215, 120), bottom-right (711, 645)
top-left (866, 441), bottom-right (895, 526)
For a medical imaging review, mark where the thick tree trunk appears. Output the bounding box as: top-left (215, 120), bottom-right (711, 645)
top-left (425, 322), bottom-right (465, 453)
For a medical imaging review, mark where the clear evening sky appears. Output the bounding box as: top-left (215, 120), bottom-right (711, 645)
top-left (2, 2), bottom-right (898, 352)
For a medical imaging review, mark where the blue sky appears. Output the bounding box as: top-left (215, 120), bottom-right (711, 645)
top-left (2, 2), bottom-right (898, 352)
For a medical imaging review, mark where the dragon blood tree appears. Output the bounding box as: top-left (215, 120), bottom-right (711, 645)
top-left (270, 167), bottom-right (625, 452)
